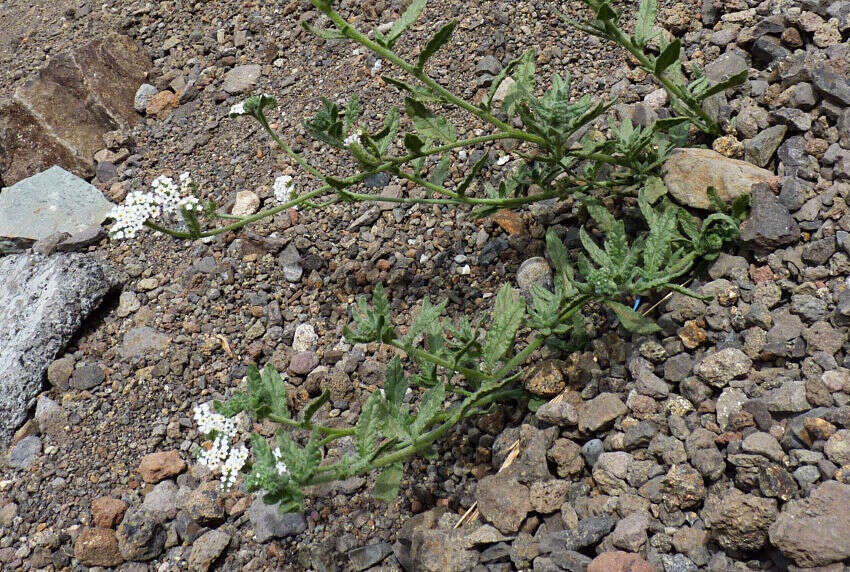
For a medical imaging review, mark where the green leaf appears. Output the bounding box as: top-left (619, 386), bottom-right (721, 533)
top-left (402, 298), bottom-right (448, 347)
top-left (381, 76), bottom-right (443, 102)
top-left (652, 116), bottom-right (690, 132)
top-left (373, 464), bottom-right (404, 502)
top-left (483, 284), bottom-right (526, 372)
top-left (483, 57), bottom-right (520, 111)
top-left (583, 198), bottom-right (616, 233)
top-left (304, 98), bottom-right (344, 147)
top-left (344, 93), bottom-right (359, 134)
top-left (545, 228), bottom-right (570, 276)
top-left (678, 209), bottom-right (700, 241)
top-left (387, 0), bottom-right (427, 45)
top-left (579, 227), bottom-right (611, 268)
top-left (430, 154), bottom-right (451, 187)
top-left (302, 390), bottom-right (330, 423)
top-left (706, 186), bottom-right (728, 214)
top-left (456, 151), bottom-right (488, 196)
top-left (383, 356), bottom-right (408, 409)
top-left (501, 49), bottom-right (536, 117)
top-left (595, 2), bottom-right (618, 21)
top-left (606, 301), bottom-right (661, 333)
top-left (261, 364), bottom-right (289, 420)
top-left (373, 107), bottom-right (400, 155)
top-left (404, 132), bottom-right (426, 155)
top-left (405, 97), bottom-right (456, 143)
top-left (697, 70), bottom-right (747, 101)
top-left (655, 39), bottom-right (681, 75)
top-left (634, 0), bottom-right (657, 48)
top-left (411, 381), bottom-right (445, 435)
top-left (417, 21), bottom-right (456, 70)
top-left (301, 20), bottom-right (346, 40)
top-left (356, 392), bottom-right (383, 458)
top-left (642, 176), bottom-right (668, 204)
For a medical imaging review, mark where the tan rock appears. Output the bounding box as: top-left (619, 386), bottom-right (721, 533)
top-left (74, 527), bottom-right (124, 567)
top-left (137, 450), bottom-right (186, 483)
top-left (145, 90), bottom-right (178, 118)
top-left (91, 496), bottom-right (128, 528)
top-left (588, 551), bottom-right (654, 572)
top-left (662, 148), bottom-right (777, 210)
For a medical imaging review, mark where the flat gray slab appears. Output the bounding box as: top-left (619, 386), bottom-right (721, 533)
top-left (0, 166), bottom-right (114, 240)
top-left (0, 253), bottom-right (119, 448)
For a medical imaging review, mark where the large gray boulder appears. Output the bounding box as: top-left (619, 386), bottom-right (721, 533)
top-left (0, 253), bottom-right (119, 448)
top-left (0, 166), bottom-right (114, 240)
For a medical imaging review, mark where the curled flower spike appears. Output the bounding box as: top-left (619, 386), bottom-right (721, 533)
top-left (194, 402), bottom-right (247, 490)
top-left (272, 447), bottom-right (290, 476)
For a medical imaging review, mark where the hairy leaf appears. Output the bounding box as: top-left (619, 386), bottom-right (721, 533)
top-left (584, 198), bottom-right (617, 233)
top-left (697, 70), bottom-right (747, 101)
top-left (373, 107), bottom-right (400, 155)
top-left (579, 227), bottom-right (611, 268)
top-left (655, 39), bottom-right (681, 75)
top-left (402, 298), bottom-right (448, 348)
top-left (383, 356), bottom-right (408, 409)
top-left (606, 300), bottom-right (661, 333)
top-left (344, 93), bottom-right (359, 134)
top-left (405, 98), bottom-right (456, 143)
top-left (302, 390), bottom-right (330, 423)
top-left (356, 392), bottom-right (383, 458)
top-left (417, 21), bottom-right (456, 70)
top-left (387, 0), bottom-right (427, 45)
top-left (634, 0), bottom-right (658, 48)
top-left (301, 21), bottom-right (346, 40)
top-left (411, 381), bottom-right (445, 435)
top-left (430, 154), bottom-right (451, 187)
top-left (483, 284), bottom-right (526, 371)
top-left (643, 176), bottom-right (667, 204)
top-left (262, 365), bottom-right (289, 420)
top-left (456, 151), bottom-right (489, 196)
top-left (373, 464), bottom-right (404, 502)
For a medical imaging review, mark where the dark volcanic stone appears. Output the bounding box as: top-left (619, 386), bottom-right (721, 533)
top-left (740, 183), bottom-right (800, 251)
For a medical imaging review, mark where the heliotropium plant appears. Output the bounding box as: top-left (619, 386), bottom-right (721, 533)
top-left (108, 0), bottom-right (750, 510)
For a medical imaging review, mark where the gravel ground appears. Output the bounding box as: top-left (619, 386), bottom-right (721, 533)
top-left (5, 0), bottom-right (850, 570)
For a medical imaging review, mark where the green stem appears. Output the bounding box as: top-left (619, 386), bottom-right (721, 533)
top-left (269, 414), bottom-right (356, 437)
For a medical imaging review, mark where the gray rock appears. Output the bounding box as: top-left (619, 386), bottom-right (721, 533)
top-left (582, 439), bottom-right (604, 467)
top-left (751, 35), bottom-right (790, 65)
top-left (116, 510), bottom-right (166, 561)
top-left (769, 108), bottom-right (811, 132)
top-left (292, 323), bottom-right (318, 352)
top-left (6, 435), bottom-right (41, 469)
top-left (538, 515), bottom-right (615, 552)
top-left (535, 400), bottom-right (578, 426)
top-left (704, 52), bottom-right (748, 83)
top-left (476, 55), bottom-right (502, 77)
top-left (121, 326), bottom-right (171, 358)
top-left (134, 84), bottom-right (159, 113)
top-left (289, 351), bottom-right (319, 375)
top-left (142, 480), bottom-right (179, 520)
top-left (812, 64), bottom-right (850, 106)
top-left (116, 291), bottom-right (141, 317)
top-left (769, 481), bottom-right (850, 567)
top-left (34, 396), bottom-right (67, 436)
top-left (56, 226), bottom-right (106, 252)
top-left (0, 254), bottom-right (118, 447)
top-left (662, 553), bottom-right (698, 572)
top-left (578, 393), bottom-right (628, 433)
top-left (188, 529), bottom-right (230, 572)
top-left (0, 166), bottom-right (114, 240)
top-left (793, 465), bottom-right (820, 487)
top-left (222, 64), bottom-right (261, 94)
top-left (70, 362), bottom-right (105, 390)
top-left (694, 348), bottom-right (752, 387)
top-left (824, 429), bottom-right (850, 465)
top-left (348, 542), bottom-right (393, 571)
top-left (702, 488), bottom-right (777, 551)
top-left (516, 257), bottom-right (553, 298)
top-left (742, 432), bottom-right (785, 461)
top-left (610, 512), bottom-right (650, 552)
top-left (476, 474), bottom-right (532, 533)
top-left (743, 125), bottom-right (787, 167)
top-left (247, 499), bottom-right (306, 542)
top-left (760, 380), bottom-right (810, 413)
top-left (663, 149), bottom-right (775, 210)
top-left (740, 183), bottom-right (800, 251)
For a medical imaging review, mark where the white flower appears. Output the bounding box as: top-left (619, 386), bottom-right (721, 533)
top-left (344, 133), bottom-right (361, 147)
top-left (229, 102), bottom-right (246, 116)
top-left (273, 175), bottom-right (294, 203)
top-left (109, 171), bottom-right (203, 239)
top-left (371, 59), bottom-right (383, 75)
top-left (272, 447), bottom-right (289, 476)
top-left (194, 402), bottom-right (247, 490)
top-left (220, 444), bottom-right (249, 490)
top-left (496, 155), bottom-right (511, 166)
top-left (178, 196), bottom-right (202, 212)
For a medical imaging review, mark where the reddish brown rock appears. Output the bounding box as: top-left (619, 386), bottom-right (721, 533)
top-left (493, 209), bottom-right (527, 236)
top-left (137, 450), bottom-right (186, 483)
top-left (91, 497), bottom-right (128, 529)
top-left (74, 527), bottom-right (124, 567)
top-left (145, 90), bottom-right (178, 118)
top-left (588, 551), bottom-right (654, 572)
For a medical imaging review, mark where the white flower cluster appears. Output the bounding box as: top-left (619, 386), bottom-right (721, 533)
top-left (229, 102), bottom-right (246, 116)
top-left (272, 447), bottom-right (290, 476)
top-left (109, 172), bottom-right (201, 240)
top-left (273, 175), bottom-right (294, 203)
top-left (193, 403), bottom-right (249, 490)
top-left (371, 59), bottom-right (383, 75)
top-left (344, 133), bottom-right (361, 148)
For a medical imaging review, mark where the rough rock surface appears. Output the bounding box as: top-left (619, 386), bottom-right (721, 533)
top-left (0, 253), bottom-right (118, 447)
top-left (0, 166), bottom-right (114, 239)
